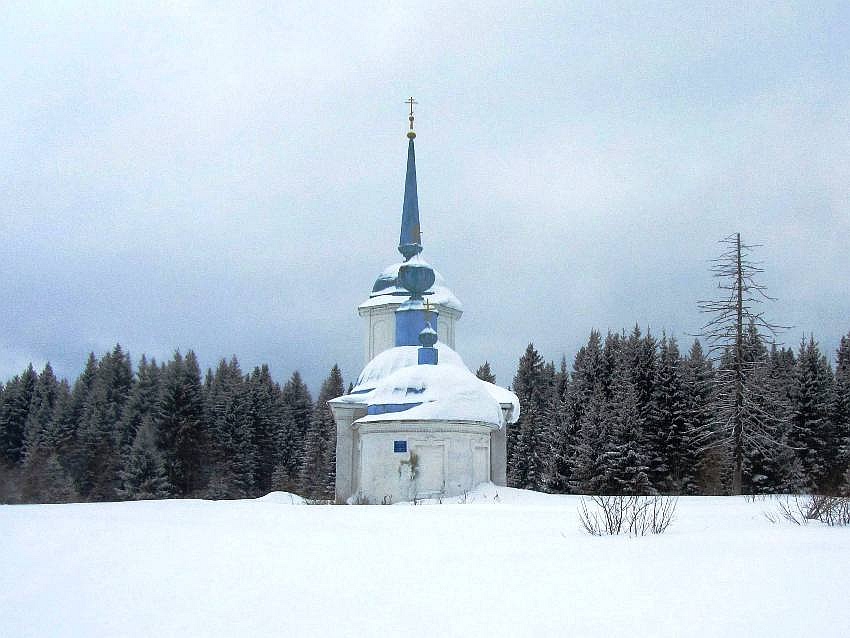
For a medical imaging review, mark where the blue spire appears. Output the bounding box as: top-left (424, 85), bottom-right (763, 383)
top-left (398, 99), bottom-right (422, 261)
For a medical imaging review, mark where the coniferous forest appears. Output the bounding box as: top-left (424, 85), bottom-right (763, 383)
top-left (0, 348), bottom-right (343, 504)
top-left (503, 327), bottom-right (850, 498)
top-left (2, 325), bottom-right (848, 503)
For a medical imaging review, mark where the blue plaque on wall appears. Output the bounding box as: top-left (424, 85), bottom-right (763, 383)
top-left (394, 440), bottom-right (407, 453)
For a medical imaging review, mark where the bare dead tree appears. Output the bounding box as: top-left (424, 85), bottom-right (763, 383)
top-left (696, 233), bottom-right (787, 495)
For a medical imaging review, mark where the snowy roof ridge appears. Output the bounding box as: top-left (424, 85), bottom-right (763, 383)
top-left (331, 343), bottom-right (520, 427)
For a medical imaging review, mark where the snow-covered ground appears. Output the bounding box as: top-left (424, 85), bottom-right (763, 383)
top-left (2, 486), bottom-right (848, 637)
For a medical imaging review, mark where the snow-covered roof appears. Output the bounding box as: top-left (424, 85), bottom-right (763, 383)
top-left (359, 260), bottom-right (463, 312)
top-left (360, 363), bottom-right (504, 425)
top-left (331, 343), bottom-right (520, 427)
top-left (352, 343), bottom-right (464, 390)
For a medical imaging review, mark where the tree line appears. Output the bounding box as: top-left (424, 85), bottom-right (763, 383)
top-left (0, 347), bottom-right (344, 503)
top-left (2, 326), bottom-right (848, 503)
top-left (501, 325), bottom-right (850, 496)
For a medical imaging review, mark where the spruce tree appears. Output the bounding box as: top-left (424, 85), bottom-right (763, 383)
top-left (788, 336), bottom-right (836, 492)
top-left (564, 331), bottom-right (606, 493)
top-left (572, 389), bottom-right (611, 494)
top-left (600, 331), bottom-right (622, 401)
top-left (832, 332), bottom-right (850, 491)
top-left (683, 340), bottom-right (718, 493)
top-left (246, 365), bottom-right (282, 495)
top-left (623, 325), bottom-right (658, 429)
top-left (156, 351), bottom-right (208, 496)
top-left (221, 384), bottom-right (257, 498)
top-left (119, 355), bottom-right (161, 458)
top-left (272, 371), bottom-right (312, 491)
top-left (543, 356), bottom-right (573, 493)
top-left (568, 330), bottom-right (604, 425)
top-left (0, 365), bottom-right (37, 465)
top-left (649, 336), bottom-right (693, 493)
top-left (20, 364), bottom-right (68, 501)
top-left (205, 356), bottom-right (245, 497)
top-left (299, 364), bottom-right (344, 499)
top-left (22, 363), bottom-right (59, 458)
top-left (507, 344), bottom-right (552, 490)
top-left (77, 346), bottom-right (134, 500)
top-left (63, 353), bottom-right (99, 487)
top-left (475, 362), bottom-right (496, 384)
top-left (120, 420), bottom-right (171, 500)
top-left (753, 344), bottom-right (799, 493)
top-left (49, 379), bottom-right (75, 477)
top-left (512, 402), bottom-right (550, 491)
top-left (22, 450), bottom-right (77, 504)
top-left (608, 377), bottom-right (653, 495)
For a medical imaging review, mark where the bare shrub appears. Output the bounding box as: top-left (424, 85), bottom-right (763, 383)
top-left (775, 496), bottom-right (809, 525)
top-left (630, 495), bottom-right (679, 535)
top-left (578, 495), bottom-right (678, 536)
top-left (821, 498), bottom-right (850, 526)
top-left (772, 495), bottom-right (850, 527)
top-left (579, 495), bottom-right (625, 536)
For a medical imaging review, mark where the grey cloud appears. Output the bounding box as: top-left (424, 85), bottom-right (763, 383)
top-left (2, 2), bottom-right (848, 389)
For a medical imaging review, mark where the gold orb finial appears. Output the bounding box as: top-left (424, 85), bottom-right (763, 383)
top-left (405, 96), bottom-right (418, 139)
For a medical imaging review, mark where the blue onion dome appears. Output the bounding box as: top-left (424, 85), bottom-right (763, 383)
top-left (371, 261), bottom-right (436, 296)
top-left (364, 261), bottom-right (463, 312)
top-left (398, 257), bottom-right (435, 300)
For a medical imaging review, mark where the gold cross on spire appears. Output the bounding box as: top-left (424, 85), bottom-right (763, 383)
top-left (423, 297), bottom-right (433, 319)
top-left (406, 96), bottom-right (418, 139)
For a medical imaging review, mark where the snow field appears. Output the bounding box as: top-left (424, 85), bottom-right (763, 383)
top-left (2, 487), bottom-right (849, 637)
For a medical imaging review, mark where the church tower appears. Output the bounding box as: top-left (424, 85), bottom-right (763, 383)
top-left (330, 102), bottom-right (518, 504)
top-left (357, 99), bottom-right (462, 363)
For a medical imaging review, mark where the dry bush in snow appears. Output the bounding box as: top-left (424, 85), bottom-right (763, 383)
top-left (578, 495), bottom-right (678, 536)
top-left (770, 495), bottom-right (850, 527)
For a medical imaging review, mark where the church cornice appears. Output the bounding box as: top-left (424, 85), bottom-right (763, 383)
top-left (354, 419), bottom-right (498, 434)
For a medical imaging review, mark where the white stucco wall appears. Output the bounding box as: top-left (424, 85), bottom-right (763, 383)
top-left (353, 420), bottom-right (493, 504)
top-left (329, 401), bottom-right (367, 503)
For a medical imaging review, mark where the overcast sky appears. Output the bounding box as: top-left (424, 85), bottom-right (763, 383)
top-left (2, 1), bottom-right (848, 391)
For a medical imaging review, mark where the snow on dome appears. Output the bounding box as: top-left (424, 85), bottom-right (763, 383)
top-left (360, 362), bottom-right (504, 426)
top-left (335, 343), bottom-right (520, 426)
top-left (360, 259), bottom-right (463, 312)
top-left (352, 343), bottom-right (466, 392)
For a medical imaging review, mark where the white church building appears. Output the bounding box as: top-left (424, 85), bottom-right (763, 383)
top-left (330, 104), bottom-right (519, 504)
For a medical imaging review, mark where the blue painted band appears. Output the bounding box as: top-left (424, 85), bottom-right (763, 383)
top-left (395, 308), bottom-right (431, 346)
top-left (366, 402), bottom-right (423, 415)
top-left (418, 347), bottom-right (438, 365)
